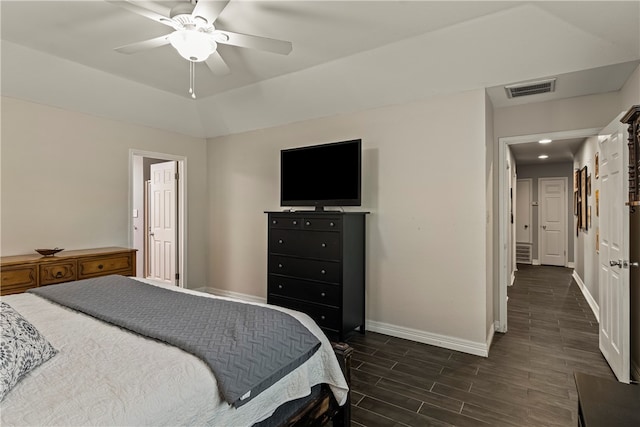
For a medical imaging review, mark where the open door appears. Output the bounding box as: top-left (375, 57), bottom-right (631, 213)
top-left (148, 161), bottom-right (178, 285)
top-left (598, 114), bottom-right (630, 383)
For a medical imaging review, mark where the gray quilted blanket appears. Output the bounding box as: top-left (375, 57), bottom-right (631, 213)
top-left (29, 275), bottom-right (320, 407)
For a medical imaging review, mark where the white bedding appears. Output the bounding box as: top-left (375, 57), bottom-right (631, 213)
top-left (0, 279), bottom-right (348, 426)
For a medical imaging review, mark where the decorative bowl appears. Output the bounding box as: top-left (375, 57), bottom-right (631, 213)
top-left (35, 248), bottom-right (64, 257)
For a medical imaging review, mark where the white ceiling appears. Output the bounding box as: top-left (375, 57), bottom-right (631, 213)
top-left (1, 1), bottom-right (639, 139)
top-left (509, 137), bottom-right (586, 165)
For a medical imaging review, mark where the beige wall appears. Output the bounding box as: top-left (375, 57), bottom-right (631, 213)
top-left (208, 89), bottom-right (491, 350)
top-left (0, 97), bottom-right (209, 286)
top-left (494, 92), bottom-right (622, 138)
top-left (573, 136), bottom-right (600, 304)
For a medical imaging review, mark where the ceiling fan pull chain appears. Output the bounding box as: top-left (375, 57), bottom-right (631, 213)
top-left (191, 61), bottom-right (196, 99)
top-left (188, 61), bottom-right (193, 96)
top-left (188, 61), bottom-right (197, 99)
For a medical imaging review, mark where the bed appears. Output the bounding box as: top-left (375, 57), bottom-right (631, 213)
top-left (0, 275), bottom-right (352, 426)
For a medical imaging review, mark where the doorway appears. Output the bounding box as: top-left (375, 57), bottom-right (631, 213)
top-left (497, 127), bottom-right (600, 332)
top-left (129, 149), bottom-right (187, 287)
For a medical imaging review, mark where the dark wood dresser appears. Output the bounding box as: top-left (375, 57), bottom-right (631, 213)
top-left (266, 211), bottom-right (368, 341)
top-left (1, 247), bottom-right (137, 295)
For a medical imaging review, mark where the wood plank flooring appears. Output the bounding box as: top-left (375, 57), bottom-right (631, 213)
top-left (345, 264), bottom-right (615, 426)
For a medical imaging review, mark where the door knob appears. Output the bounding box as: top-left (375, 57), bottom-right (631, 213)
top-left (610, 260), bottom-right (622, 268)
top-left (524, 225), bottom-right (528, 229)
top-left (542, 225), bottom-right (547, 230)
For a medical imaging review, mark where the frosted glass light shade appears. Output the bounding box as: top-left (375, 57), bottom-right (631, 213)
top-left (168, 30), bottom-right (217, 62)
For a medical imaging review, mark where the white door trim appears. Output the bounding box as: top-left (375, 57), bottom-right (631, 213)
top-left (537, 177), bottom-right (568, 267)
top-left (497, 128), bottom-right (600, 333)
top-left (129, 149), bottom-right (187, 287)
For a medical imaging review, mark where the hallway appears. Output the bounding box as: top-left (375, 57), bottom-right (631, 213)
top-left (347, 265), bottom-right (614, 426)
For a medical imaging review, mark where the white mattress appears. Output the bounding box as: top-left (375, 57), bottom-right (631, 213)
top-left (0, 280), bottom-right (348, 426)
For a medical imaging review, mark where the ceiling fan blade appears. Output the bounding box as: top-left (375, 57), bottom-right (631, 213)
top-left (106, 1), bottom-right (177, 29)
top-left (214, 30), bottom-right (292, 55)
top-left (115, 35), bottom-right (170, 54)
top-left (205, 51), bottom-right (230, 75)
top-left (192, 0), bottom-right (230, 25)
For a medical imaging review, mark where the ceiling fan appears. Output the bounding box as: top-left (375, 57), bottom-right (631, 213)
top-left (108, 0), bottom-right (293, 98)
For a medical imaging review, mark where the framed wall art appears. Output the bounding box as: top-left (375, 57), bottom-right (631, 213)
top-left (580, 166), bottom-right (588, 231)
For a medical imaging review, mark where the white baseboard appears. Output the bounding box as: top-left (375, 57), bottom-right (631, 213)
top-left (532, 259), bottom-right (540, 265)
top-left (572, 271), bottom-right (599, 323)
top-left (486, 322), bottom-right (495, 350)
top-left (510, 271), bottom-right (516, 286)
top-left (632, 360), bottom-right (640, 382)
top-left (199, 287), bottom-right (490, 357)
top-left (567, 262), bottom-right (575, 268)
top-left (366, 320), bottom-right (489, 357)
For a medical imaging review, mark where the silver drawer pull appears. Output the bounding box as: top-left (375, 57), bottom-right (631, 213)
top-left (320, 292), bottom-right (326, 297)
top-left (272, 220), bottom-right (277, 224)
top-left (320, 315), bottom-right (325, 320)
top-left (320, 269), bottom-right (326, 275)
top-left (330, 222), bottom-right (335, 227)
top-left (278, 264), bottom-right (283, 268)
top-left (321, 243), bottom-right (326, 248)
top-left (278, 284), bottom-right (283, 289)
top-left (305, 221), bottom-right (311, 226)
top-left (292, 220), bottom-right (297, 225)
top-left (278, 239), bottom-right (283, 244)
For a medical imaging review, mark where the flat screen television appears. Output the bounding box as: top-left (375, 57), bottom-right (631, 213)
top-left (280, 139), bottom-right (361, 210)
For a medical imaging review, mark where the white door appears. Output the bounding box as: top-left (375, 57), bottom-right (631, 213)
top-left (598, 114), bottom-right (630, 383)
top-left (149, 161), bottom-right (177, 285)
top-left (539, 178), bottom-right (567, 266)
top-left (516, 179), bottom-right (532, 243)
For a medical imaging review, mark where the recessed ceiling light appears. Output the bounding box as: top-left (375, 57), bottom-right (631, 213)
top-left (539, 139), bottom-right (552, 144)
top-left (538, 154), bottom-right (549, 159)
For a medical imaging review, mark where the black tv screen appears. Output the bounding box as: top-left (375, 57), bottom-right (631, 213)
top-left (280, 139), bottom-right (361, 209)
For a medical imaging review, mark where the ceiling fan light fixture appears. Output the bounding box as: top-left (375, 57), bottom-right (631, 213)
top-left (168, 30), bottom-right (216, 62)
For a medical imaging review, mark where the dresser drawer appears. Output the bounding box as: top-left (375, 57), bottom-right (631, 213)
top-left (268, 275), bottom-right (341, 307)
top-left (269, 216), bottom-right (303, 229)
top-left (78, 254), bottom-right (134, 278)
top-left (1, 265), bottom-right (37, 295)
top-left (270, 229), bottom-right (340, 260)
top-left (39, 261), bottom-right (77, 286)
top-left (302, 218), bottom-right (341, 231)
top-left (269, 296), bottom-right (341, 331)
top-left (269, 255), bottom-right (340, 283)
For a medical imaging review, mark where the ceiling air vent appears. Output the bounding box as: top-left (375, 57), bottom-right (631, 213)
top-left (504, 78), bottom-right (556, 99)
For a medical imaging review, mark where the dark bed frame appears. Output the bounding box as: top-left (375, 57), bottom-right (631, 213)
top-left (285, 342), bottom-right (353, 426)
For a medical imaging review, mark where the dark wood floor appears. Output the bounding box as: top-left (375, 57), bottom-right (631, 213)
top-left (345, 264), bottom-right (615, 426)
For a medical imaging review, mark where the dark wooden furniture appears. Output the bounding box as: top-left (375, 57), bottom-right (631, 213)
top-left (266, 211), bottom-right (367, 341)
top-left (0, 247), bottom-right (136, 295)
top-left (285, 342), bottom-right (352, 426)
top-left (574, 372), bottom-right (640, 427)
top-left (622, 105), bottom-right (640, 207)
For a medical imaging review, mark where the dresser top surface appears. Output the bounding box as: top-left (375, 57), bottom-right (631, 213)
top-left (265, 211), bottom-right (369, 216)
top-left (1, 247), bottom-right (136, 265)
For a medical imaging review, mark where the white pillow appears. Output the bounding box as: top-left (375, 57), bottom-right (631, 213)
top-left (0, 301), bottom-right (58, 401)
